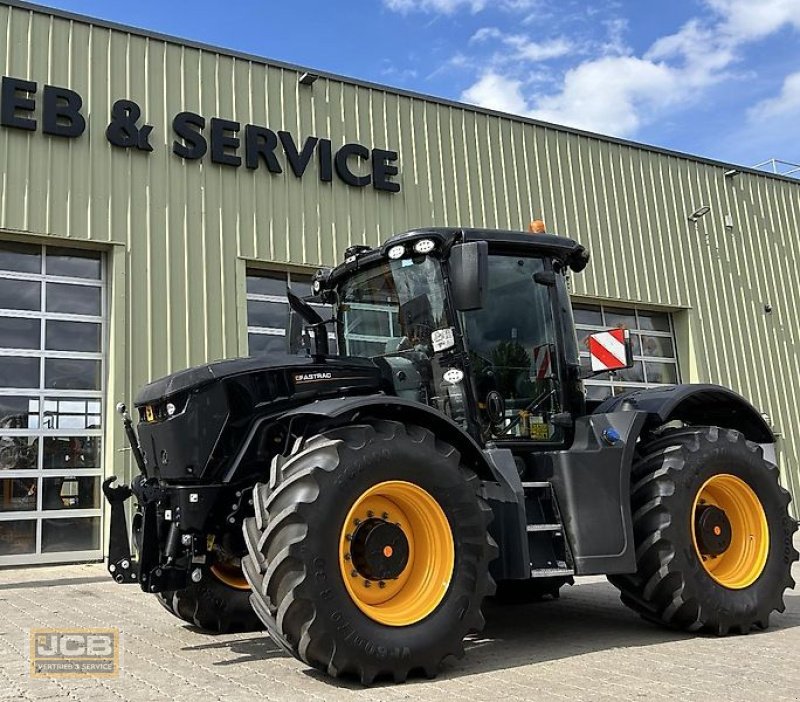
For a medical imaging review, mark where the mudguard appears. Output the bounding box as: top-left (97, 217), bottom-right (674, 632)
top-left (595, 383), bottom-right (774, 443)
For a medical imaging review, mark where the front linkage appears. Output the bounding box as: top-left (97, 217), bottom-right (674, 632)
top-left (102, 403), bottom-right (245, 594)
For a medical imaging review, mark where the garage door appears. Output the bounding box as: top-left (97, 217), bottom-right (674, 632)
top-left (0, 242), bottom-right (105, 565)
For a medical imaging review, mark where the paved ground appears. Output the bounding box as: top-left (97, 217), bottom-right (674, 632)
top-left (0, 541), bottom-right (798, 702)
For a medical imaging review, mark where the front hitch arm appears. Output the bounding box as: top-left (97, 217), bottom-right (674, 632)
top-left (102, 476), bottom-right (139, 584)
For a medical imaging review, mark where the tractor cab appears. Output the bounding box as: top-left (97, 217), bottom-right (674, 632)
top-left (313, 228), bottom-right (597, 448)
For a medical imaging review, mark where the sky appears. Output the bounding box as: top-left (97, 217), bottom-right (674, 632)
top-left (34, 0), bottom-right (800, 170)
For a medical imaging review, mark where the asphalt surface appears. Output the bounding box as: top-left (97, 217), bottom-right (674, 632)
top-left (0, 539), bottom-right (798, 701)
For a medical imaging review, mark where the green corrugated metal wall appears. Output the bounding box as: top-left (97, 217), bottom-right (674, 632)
top-left (1, 2), bottom-right (799, 507)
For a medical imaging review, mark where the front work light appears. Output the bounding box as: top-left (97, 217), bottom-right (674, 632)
top-left (388, 245), bottom-right (406, 260)
top-left (413, 238), bottom-right (435, 255)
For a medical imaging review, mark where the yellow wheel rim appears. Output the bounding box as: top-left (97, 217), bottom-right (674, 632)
top-left (339, 480), bottom-right (455, 626)
top-left (691, 474), bottom-right (769, 589)
top-left (210, 561), bottom-right (250, 591)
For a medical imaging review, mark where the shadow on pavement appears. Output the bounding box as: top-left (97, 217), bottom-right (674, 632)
top-left (208, 579), bottom-right (800, 687)
top-left (183, 634), bottom-right (285, 665)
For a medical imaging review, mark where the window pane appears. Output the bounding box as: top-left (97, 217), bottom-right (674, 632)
top-left (41, 516), bottom-right (101, 552)
top-left (585, 384), bottom-right (613, 401)
top-left (42, 476), bottom-right (100, 510)
top-left (0, 396), bottom-right (39, 429)
top-left (42, 436), bottom-right (101, 471)
top-left (246, 271), bottom-right (286, 296)
top-left (573, 304), bottom-right (602, 326)
top-left (0, 436), bottom-right (38, 471)
top-left (346, 339), bottom-right (388, 357)
top-left (0, 278), bottom-right (40, 311)
top-left (289, 274), bottom-right (313, 298)
top-left (575, 327), bottom-right (604, 351)
top-left (247, 300), bottom-right (288, 330)
top-left (645, 362), bottom-right (679, 384)
top-left (46, 320), bottom-right (102, 352)
top-left (0, 242), bottom-right (41, 274)
top-left (344, 308), bottom-right (391, 337)
top-left (42, 398), bottom-right (102, 430)
top-left (0, 477), bottom-right (37, 511)
top-left (638, 310), bottom-right (671, 332)
top-left (0, 519), bottom-right (36, 555)
top-left (641, 335), bottom-right (675, 358)
top-left (0, 357), bottom-right (40, 388)
top-left (604, 307), bottom-right (636, 330)
top-left (615, 360), bottom-right (644, 383)
top-left (45, 358), bottom-right (101, 390)
top-left (46, 283), bottom-right (101, 316)
top-left (248, 333), bottom-right (286, 356)
top-left (46, 248), bottom-right (101, 279)
top-left (0, 317), bottom-right (40, 349)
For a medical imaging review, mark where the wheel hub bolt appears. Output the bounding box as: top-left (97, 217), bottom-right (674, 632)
top-left (344, 553), bottom-right (351, 561)
top-left (364, 580), bottom-right (371, 588)
top-left (367, 510), bottom-right (374, 518)
top-left (379, 581), bottom-right (386, 589)
top-left (354, 518), bottom-right (361, 526)
top-left (381, 512), bottom-right (389, 520)
top-left (351, 569), bottom-right (358, 578)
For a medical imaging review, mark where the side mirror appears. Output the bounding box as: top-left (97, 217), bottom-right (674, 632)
top-left (449, 241), bottom-right (488, 311)
top-left (587, 328), bottom-right (634, 374)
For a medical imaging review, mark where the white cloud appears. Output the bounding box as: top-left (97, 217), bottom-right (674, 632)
top-left (748, 71), bottom-right (800, 121)
top-left (461, 72), bottom-right (530, 114)
top-left (459, 0), bottom-right (800, 137)
top-left (470, 27), bottom-right (572, 61)
top-left (384, 0), bottom-right (541, 14)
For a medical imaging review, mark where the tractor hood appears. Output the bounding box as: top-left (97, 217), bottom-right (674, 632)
top-left (134, 354), bottom-right (381, 407)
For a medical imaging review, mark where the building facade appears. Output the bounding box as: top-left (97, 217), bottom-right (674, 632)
top-left (0, 0), bottom-right (799, 565)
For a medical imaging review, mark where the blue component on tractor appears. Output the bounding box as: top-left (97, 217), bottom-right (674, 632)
top-left (602, 427), bottom-right (621, 445)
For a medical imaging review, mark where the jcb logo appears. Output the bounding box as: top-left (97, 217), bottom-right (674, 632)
top-left (30, 628), bottom-right (120, 678)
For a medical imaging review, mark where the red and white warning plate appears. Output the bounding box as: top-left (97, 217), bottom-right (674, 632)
top-left (588, 328), bottom-right (630, 372)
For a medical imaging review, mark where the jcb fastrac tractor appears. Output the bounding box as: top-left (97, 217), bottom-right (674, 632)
top-left (104, 228), bottom-right (798, 684)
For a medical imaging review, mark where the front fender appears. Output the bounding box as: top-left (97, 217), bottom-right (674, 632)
top-left (594, 383), bottom-right (774, 444)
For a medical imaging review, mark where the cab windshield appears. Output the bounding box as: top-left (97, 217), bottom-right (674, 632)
top-left (336, 256), bottom-right (467, 427)
top-left (336, 256), bottom-right (450, 358)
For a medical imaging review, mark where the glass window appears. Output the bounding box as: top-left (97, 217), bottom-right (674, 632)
top-left (46, 283), bottom-right (101, 316)
top-left (462, 256), bottom-right (561, 441)
top-left (45, 320), bottom-right (102, 352)
top-left (46, 248), bottom-right (101, 279)
top-left (42, 476), bottom-right (100, 510)
top-left (0, 317), bottom-right (40, 350)
top-left (0, 437), bottom-right (38, 471)
top-left (246, 270), bottom-right (286, 296)
top-left (41, 516), bottom-right (101, 552)
top-left (0, 519), bottom-right (36, 555)
top-left (42, 398), bottom-right (101, 430)
top-left (42, 436), bottom-right (102, 471)
top-left (0, 242), bottom-right (41, 274)
top-left (0, 477), bottom-right (37, 511)
top-left (247, 334), bottom-right (286, 356)
top-left (0, 278), bottom-right (40, 311)
top-left (247, 300), bottom-right (288, 330)
top-left (574, 302), bottom-right (680, 399)
top-left (0, 357), bottom-right (40, 389)
top-left (45, 358), bottom-right (102, 390)
top-left (0, 396), bottom-right (39, 429)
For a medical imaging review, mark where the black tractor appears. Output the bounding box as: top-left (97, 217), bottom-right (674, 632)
top-left (104, 228), bottom-right (798, 684)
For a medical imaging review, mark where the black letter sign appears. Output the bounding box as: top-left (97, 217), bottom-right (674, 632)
top-left (335, 143), bottom-right (371, 187)
top-left (42, 85), bottom-right (86, 138)
top-left (0, 77), bottom-right (37, 131)
top-left (172, 112), bottom-right (207, 159)
top-left (372, 149), bottom-right (400, 193)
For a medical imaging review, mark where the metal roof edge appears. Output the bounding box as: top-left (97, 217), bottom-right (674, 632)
top-left (3, 0), bottom-right (800, 188)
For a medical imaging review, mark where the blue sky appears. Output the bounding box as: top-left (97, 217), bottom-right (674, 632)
top-left (37, 0), bottom-right (800, 169)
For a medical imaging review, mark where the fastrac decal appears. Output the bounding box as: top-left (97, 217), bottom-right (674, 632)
top-left (294, 372), bottom-right (333, 384)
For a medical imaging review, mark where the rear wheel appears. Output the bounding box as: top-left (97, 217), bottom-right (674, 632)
top-left (241, 420), bottom-right (496, 684)
top-left (156, 532), bottom-right (262, 633)
top-left (611, 426), bottom-right (798, 634)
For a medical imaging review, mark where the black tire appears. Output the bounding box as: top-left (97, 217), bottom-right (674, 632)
top-left (241, 420), bottom-right (496, 684)
top-left (156, 536), bottom-right (263, 633)
top-left (610, 426), bottom-right (798, 634)
top-left (493, 576), bottom-right (571, 604)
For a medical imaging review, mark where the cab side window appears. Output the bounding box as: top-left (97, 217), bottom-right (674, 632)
top-left (461, 255), bottom-right (562, 442)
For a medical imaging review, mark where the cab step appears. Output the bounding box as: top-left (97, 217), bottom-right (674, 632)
top-left (526, 523), bottom-right (562, 532)
top-left (530, 567), bottom-right (574, 578)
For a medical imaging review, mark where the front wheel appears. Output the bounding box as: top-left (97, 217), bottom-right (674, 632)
top-left (241, 420), bottom-right (496, 684)
top-left (611, 426), bottom-right (798, 634)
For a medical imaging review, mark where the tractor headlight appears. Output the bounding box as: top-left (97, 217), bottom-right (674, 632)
top-left (413, 238), bottom-right (435, 255)
top-left (387, 245), bottom-right (406, 260)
